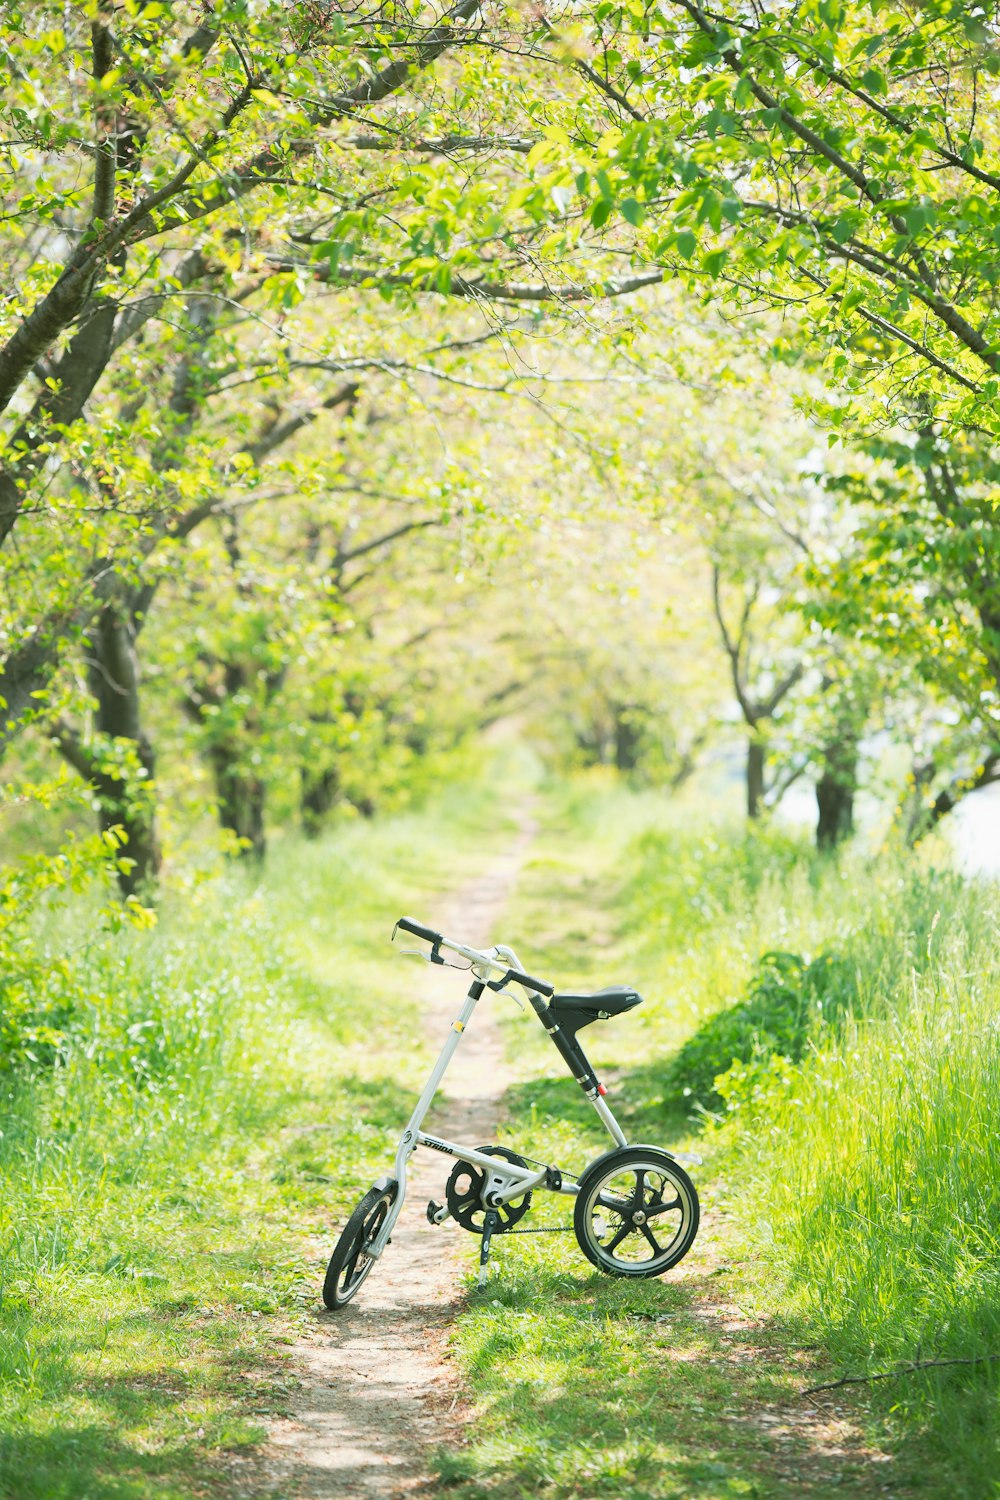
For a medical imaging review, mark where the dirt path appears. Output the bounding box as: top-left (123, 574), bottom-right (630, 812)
top-left (266, 814), bottom-right (536, 1498)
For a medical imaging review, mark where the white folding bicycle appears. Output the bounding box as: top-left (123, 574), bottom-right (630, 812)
top-left (322, 916), bottom-right (700, 1308)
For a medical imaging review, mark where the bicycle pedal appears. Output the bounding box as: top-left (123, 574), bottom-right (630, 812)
top-left (426, 1199), bottom-right (445, 1225)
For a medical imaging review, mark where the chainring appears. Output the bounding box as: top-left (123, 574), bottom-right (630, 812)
top-left (445, 1146), bottom-right (533, 1234)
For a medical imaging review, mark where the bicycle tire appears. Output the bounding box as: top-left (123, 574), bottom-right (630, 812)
top-left (323, 1181), bottom-right (397, 1309)
top-left (574, 1146), bottom-right (698, 1278)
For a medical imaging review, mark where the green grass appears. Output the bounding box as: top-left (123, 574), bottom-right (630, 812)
top-left (740, 891), bottom-right (1000, 1494)
top-left (441, 775), bottom-right (1000, 1498)
top-left (440, 1272), bottom-right (830, 1500)
top-left (0, 761), bottom-right (526, 1500)
top-left (7, 760), bottom-right (1000, 1498)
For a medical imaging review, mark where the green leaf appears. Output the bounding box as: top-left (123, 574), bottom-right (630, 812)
top-left (903, 201), bottom-right (936, 237)
top-left (697, 187), bottom-right (724, 232)
top-left (830, 211), bottom-right (862, 245)
top-left (860, 67), bottom-right (886, 95)
top-left (734, 74), bottom-right (754, 109)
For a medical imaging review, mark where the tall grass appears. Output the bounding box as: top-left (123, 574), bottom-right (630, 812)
top-left (623, 815), bottom-right (1000, 1493)
top-left (0, 764), bottom-right (525, 1500)
top-left (482, 781), bottom-right (1000, 1496)
top-left (730, 878), bottom-right (1000, 1492)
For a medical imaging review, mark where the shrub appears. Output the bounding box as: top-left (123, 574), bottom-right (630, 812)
top-left (0, 819), bottom-right (150, 1070)
top-left (667, 948), bottom-right (858, 1109)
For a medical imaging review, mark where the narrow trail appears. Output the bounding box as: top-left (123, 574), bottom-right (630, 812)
top-left (260, 809), bottom-right (900, 1500)
top-left (266, 812), bottom-right (536, 1498)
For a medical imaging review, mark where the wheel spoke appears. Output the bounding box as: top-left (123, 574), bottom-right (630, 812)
top-left (605, 1217), bottom-right (634, 1253)
top-left (646, 1194), bottom-right (682, 1218)
top-left (341, 1239), bottom-right (362, 1286)
top-left (632, 1169), bottom-right (646, 1211)
top-left (596, 1191), bottom-right (631, 1213)
top-left (641, 1222), bottom-right (665, 1256)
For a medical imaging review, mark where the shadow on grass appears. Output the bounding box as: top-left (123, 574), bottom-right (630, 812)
top-left (0, 1404), bottom-right (269, 1500)
top-left (435, 1261), bottom-right (902, 1500)
top-left (0, 1072), bottom-right (422, 1500)
top-left (438, 1068), bottom-right (910, 1499)
top-left (0, 1290), bottom-right (281, 1500)
top-left (502, 1067), bottom-right (696, 1152)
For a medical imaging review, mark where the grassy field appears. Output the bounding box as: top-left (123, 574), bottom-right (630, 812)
top-left (441, 775), bottom-right (1000, 1499)
top-left (0, 768), bottom-right (520, 1500)
top-left (4, 762), bottom-right (998, 1499)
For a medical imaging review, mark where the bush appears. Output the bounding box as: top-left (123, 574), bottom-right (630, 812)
top-left (0, 821), bottom-right (150, 1071)
top-left (667, 948), bottom-right (858, 1109)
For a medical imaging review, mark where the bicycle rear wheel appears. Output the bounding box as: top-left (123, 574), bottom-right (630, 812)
top-left (323, 1181), bottom-right (397, 1309)
top-left (574, 1147), bottom-right (698, 1278)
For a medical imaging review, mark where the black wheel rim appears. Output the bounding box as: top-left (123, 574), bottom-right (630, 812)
top-left (583, 1160), bottom-right (692, 1271)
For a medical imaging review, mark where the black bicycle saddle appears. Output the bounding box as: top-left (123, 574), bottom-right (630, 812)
top-left (549, 986), bottom-right (642, 1032)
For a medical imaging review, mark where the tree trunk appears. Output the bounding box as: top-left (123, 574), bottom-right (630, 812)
top-left (613, 707), bottom-right (642, 772)
top-left (747, 738), bottom-right (765, 820)
top-left (209, 743), bottom-right (267, 859)
top-left (52, 603), bottom-right (161, 900)
top-left (301, 764), bottom-right (340, 837)
top-left (816, 737), bottom-right (858, 850)
top-left (816, 771), bottom-right (855, 849)
top-left (90, 606), bottom-right (161, 897)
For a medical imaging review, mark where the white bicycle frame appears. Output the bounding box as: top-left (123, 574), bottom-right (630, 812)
top-left (366, 936), bottom-right (629, 1261)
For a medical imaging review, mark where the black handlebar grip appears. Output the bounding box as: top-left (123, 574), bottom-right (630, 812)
top-left (507, 968), bottom-right (554, 998)
top-left (394, 916), bottom-right (443, 945)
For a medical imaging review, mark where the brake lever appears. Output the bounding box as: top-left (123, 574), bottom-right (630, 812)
top-left (397, 947), bottom-right (471, 972)
top-left (485, 970), bottom-right (526, 1009)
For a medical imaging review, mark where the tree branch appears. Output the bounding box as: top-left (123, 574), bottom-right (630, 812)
top-left (245, 381), bottom-right (360, 464)
top-left (90, 6), bottom-right (116, 223)
top-left (148, 0), bottom-right (486, 236)
top-left (761, 660), bottom-right (804, 718)
top-left (277, 258), bottom-right (665, 305)
top-left (338, 516), bottom-right (439, 567)
top-left (347, 131), bottom-right (533, 154)
top-left (0, 297), bottom-right (118, 545)
top-left (49, 717), bottom-right (102, 783)
top-left (711, 563), bottom-right (757, 726)
top-left (803, 1353), bottom-right (1000, 1397)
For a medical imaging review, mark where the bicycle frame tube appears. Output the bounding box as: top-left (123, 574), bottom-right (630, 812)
top-left (517, 985), bottom-right (630, 1148)
top-left (411, 1132), bottom-right (578, 1200)
top-left (368, 977), bottom-right (485, 1256)
top-left (591, 1091), bottom-right (628, 1146)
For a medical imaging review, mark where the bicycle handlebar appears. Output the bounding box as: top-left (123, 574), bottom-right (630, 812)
top-left (392, 916), bottom-right (554, 998)
top-left (394, 916), bottom-right (442, 946)
top-left (497, 966), bottom-right (555, 998)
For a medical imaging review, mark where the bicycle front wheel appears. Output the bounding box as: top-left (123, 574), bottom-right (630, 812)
top-left (574, 1147), bottom-right (698, 1278)
top-left (323, 1181), bottom-right (397, 1309)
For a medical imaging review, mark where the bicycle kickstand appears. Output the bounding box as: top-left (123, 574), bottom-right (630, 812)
top-left (478, 1209), bottom-right (501, 1285)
